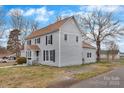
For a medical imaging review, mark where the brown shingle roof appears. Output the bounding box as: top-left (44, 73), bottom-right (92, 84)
top-left (26, 17), bottom-right (72, 40)
top-left (82, 42), bottom-right (96, 49)
top-left (26, 45), bottom-right (40, 51)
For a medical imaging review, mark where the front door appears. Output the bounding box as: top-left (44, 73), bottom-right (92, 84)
top-left (36, 51), bottom-right (40, 62)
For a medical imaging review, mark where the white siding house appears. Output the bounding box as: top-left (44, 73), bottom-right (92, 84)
top-left (24, 16), bottom-right (96, 67)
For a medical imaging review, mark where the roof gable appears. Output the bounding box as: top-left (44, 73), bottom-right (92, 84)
top-left (82, 42), bottom-right (96, 49)
top-left (26, 17), bottom-right (73, 40)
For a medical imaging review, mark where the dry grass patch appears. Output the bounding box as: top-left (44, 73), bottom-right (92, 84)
top-left (0, 62), bottom-right (121, 88)
top-left (0, 62), bottom-right (16, 67)
top-left (74, 62), bottom-right (116, 80)
top-left (0, 66), bottom-right (65, 88)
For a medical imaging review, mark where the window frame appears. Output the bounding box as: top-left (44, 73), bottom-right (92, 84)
top-left (76, 36), bottom-right (78, 42)
top-left (27, 40), bottom-right (31, 45)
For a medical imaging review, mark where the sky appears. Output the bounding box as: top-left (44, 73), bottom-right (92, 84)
top-left (1, 5), bottom-right (124, 52)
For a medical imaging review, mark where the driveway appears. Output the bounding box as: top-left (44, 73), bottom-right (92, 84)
top-left (70, 66), bottom-right (124, 88)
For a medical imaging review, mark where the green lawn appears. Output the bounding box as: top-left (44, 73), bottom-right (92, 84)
top-left (0, 61), bottom-right (123, 88)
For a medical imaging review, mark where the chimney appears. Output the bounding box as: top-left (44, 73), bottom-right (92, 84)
top-left (56, 16), bottom-right (61, 21)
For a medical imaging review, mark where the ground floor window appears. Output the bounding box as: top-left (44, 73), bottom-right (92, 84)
top-left (87, 52), bottom-right (92, 58)
top-left (26, 50), bottom-right (32, 60)
top-left (43, 50), bottom-right (55, 62)
top-left (46, 50), bottom-right (49, 61)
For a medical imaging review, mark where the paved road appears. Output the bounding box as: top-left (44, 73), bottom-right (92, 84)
top-left (70, 66), bottom-right (124, 88)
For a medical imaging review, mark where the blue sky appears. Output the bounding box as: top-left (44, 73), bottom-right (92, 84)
top-left (1, 5), bottom-right (124, 52)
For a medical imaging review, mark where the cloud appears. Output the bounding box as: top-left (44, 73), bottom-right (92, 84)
top-left (34, 7), bottom-right (54, 22)
top-left (24, 7), bottom-right (54, 22)
top-left (60, 10), bottom-right (75, 17)
top-left (80, 5), bottom-right (120, 12)
top-left (24, 8), bottom-right (35, 16)
top-left (8, 6), bottom-right (54, 22)
top-left (8, 8), bottom-right (24, 16)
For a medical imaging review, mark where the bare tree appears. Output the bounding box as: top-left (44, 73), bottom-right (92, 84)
top-left (30, 19), bottom-right (39, 32)
top-left (78, 9), bottom-right (124, 61)
top-left (9, 9), bottom-right (39, 46)
top-left (9, 9), bottom-right (24, 31)
top-left (107, 41), bottom-right (119, 61)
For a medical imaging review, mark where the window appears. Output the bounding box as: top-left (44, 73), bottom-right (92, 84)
top-left (37, 38), bottom-right (40, 44)
top-left (29, 51), bottom-right (31, 57)
top-left (50, 50), bottom-right (53, 61)
top-left (46, 35), bottom-right (53, 45)
top-left (35, 39), bottom-right (37, 44)
top-left (43, 50), bottom-right (55, 62)
top-left (35, 38), bottom-right (40, 44)
top-left (48, 36), bottom-right (51, 44)
top-left (27, 51), bottom-right (31, 60)
top-left (27, 40), bottom-right (31, 45)
top-left (87, 52), bottom-right (91, 58)
top-left (64, 34), bottom-right (67, 41)
top-left (87, 53), bottom-right (89, 58)
top-left (76, 36), bottom-right (78, 42)
top-left (46, 50), bottom-right (49, 61)
top-left (50, 50), bottom-right (55, 62)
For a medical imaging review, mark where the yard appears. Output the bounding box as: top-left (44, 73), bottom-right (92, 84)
top-left (0, 61), bottom-right (16, 67)
top-left (0, 61), bottom-right (123, 88)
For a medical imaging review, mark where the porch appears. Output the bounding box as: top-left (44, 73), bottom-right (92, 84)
top-left (26, 45), bottom-right (41, 65)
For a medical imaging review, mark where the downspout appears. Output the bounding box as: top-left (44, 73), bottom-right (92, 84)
top-left (59, 28), bottom-right (61, 67)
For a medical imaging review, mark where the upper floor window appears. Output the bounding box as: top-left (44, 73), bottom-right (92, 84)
top-left (35, 38), bottom-right (40, 44)
top-left (64, 34), bottom-right (67, 41)
top-left (35, 39), bottom-right (37, 44)
top-left (37, 38), bottom-right (40, 44)
top-left (46, 35), bottom-right (53, 45)
top-left (76, 36), bottom-right (78, 42)
top-left (27, 40), bottom-right (31, 45)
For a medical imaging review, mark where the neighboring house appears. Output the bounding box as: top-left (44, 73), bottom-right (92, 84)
top-left (0, 51), bottom-right (16, 62)
top-left (8, 53), bottom-right (16, 60)
top-left (100, 50), bottom-right (120, 60)
top-left (24, 16), bottom-right (83, 67)
top-left (82, 42), bottom-right (96, 64)
top-left (119, 52), bottom-right (124, 58)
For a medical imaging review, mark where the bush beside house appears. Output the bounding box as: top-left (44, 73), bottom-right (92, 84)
top-left (16, 57), bottom-right (27, 64)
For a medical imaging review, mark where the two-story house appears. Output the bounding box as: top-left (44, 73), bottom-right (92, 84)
top-left (24, 16), bottom-right (83, 67)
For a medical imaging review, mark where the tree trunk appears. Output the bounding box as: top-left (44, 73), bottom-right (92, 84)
top-left (96, 41), bottom-right (101, 62)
